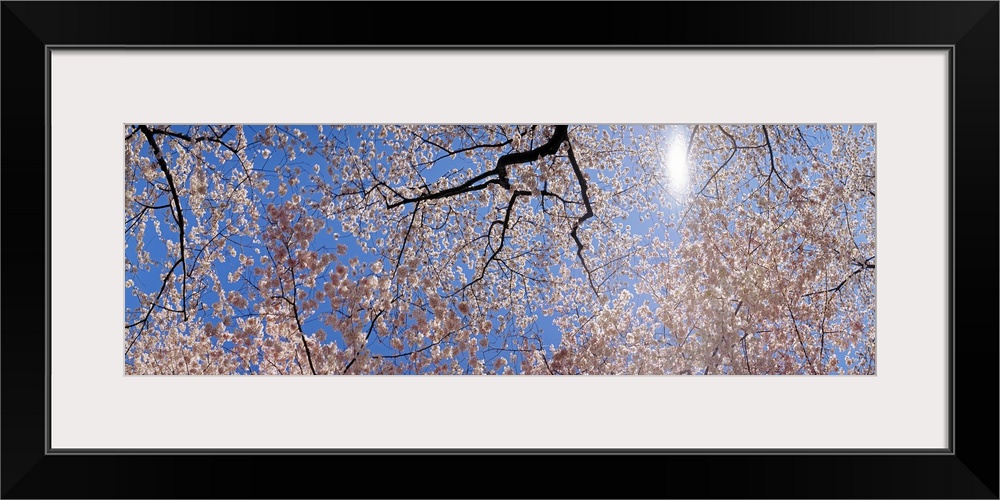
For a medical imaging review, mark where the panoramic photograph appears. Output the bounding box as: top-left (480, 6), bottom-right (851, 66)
top-left (125, 124), bottom-right (875, 375)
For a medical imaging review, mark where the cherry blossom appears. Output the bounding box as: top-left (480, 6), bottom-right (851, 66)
top-left (125, 124), bottom-right (875, 375)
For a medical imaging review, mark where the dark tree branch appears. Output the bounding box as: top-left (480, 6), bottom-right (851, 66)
top-left (483, 190), bottom-right (531, 278)
top-left (802, 260), bottom-right (875, 298)
top-left (409, 130), bottom-right (513, 167)
top-left (740, 334), bottom-right (753, 374)
top-left (372, 323), bottom-right (464, 361)
top-left (343, 309), bottom-right (385, 374)
top-left (684, 125), bottom-right (699, 167)
top-left (275, 290), bottom-right (317, 375)
top-left (137, 125), bottom-right (189, 323)
top-left (565, 139), bottom-right (600, 297)
top-left (273, 237), bottom-right (317, 375)
top-left (125, 257), bottom-right (184, 356)
top-left (386, 126), bottom-right (569, 209)
top-left (788, 307), bottom-right (818, 374)
top-left (761, 126), bottom-right (790, 189)
top-left (796, 126), bottom-right (823, 165)
top-left (696, 126), bottom-right (739, 196)
top-left (391, 202), bottom-right (421, 279)
top-left (145, 125), bottom-right (240, 155)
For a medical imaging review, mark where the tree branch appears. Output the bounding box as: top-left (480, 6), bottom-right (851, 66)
top-left (145, 125), bottom-right (240, 155)
top-left (343, 309), bottom-right (384, 374)
top-left (788, 307), bottom-right (818, 374)
top-left (802, 260), bottom-right (874, 298)
top-left (565, 139), bottom-right (600, 297)
top-left (696, 126), bottom-right (739, 196)
top-left (386, 126), bottom-right (568, 209)
top-left (124, 257), bottom-right (185, 356)
top-left (762, 125), bottom-right (790, 189)
top-left (138, 125), bottom-right (188, 321)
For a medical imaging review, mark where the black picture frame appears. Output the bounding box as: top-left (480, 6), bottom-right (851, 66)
top-left (3, 2), bottom-right (996, 498)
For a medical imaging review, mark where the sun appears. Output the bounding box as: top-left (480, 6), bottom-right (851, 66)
top-left (662, 129), bottom-right (691, 200)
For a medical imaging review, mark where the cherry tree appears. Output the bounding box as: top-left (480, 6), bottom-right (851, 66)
top-left (125, 124), bottom-right (874, 375)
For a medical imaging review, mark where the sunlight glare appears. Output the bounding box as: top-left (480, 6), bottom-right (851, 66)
top-left (664, 131), bottom-right (690, 200)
